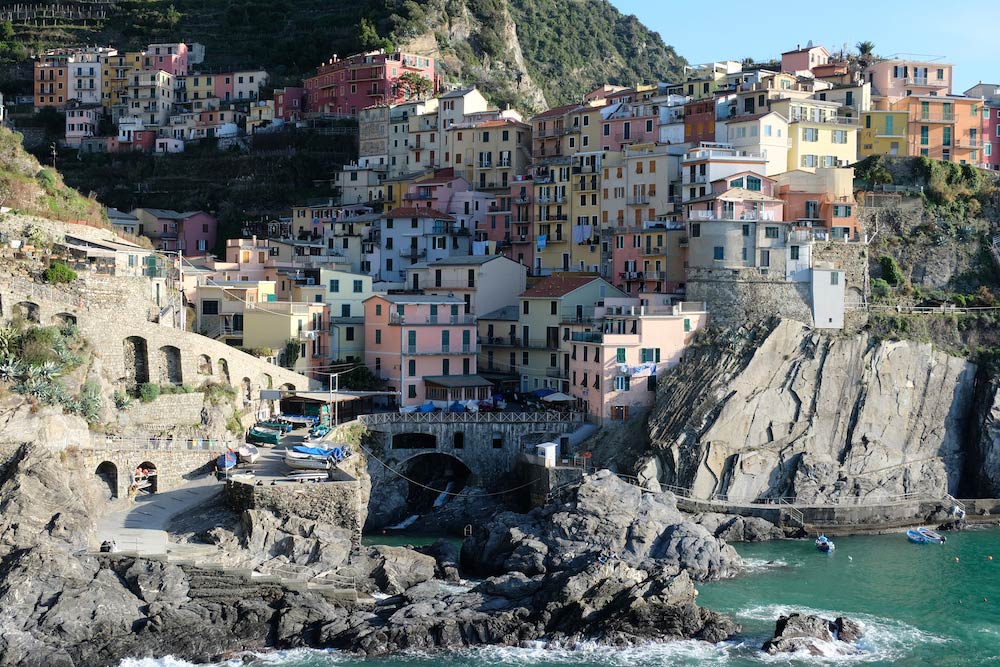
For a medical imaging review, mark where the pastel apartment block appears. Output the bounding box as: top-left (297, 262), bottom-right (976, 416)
top-left (304, 50), bottom-right (437, 116)
top-left (404, 254), bottom-right (527, 316)
top-left (132, 208), bottom-right (218, 253)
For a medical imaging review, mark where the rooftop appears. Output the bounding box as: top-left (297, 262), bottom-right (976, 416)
top-left (372, 293), bottom-right (466, 305)
top-left (409, 255), bottom-right (504, 268)
top-left (521, 275), bottom-right (603, 298)
top-left (440, 86), bottom-right (478, 99)
top-left (385, 207), bottom-right (456, 221)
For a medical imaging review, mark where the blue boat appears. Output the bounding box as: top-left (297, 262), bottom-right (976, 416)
top-left (216, 451), bottom-right (237, 471)
top-left (907, 529), bottom-right (931, 544)
top-left (918, 527), bottom-right (947, 544)
top-left (815, 535), bottom-right (835, 553)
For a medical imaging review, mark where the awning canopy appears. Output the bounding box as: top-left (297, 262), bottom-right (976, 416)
top-left (541, 391), bottom-right (576, 403)
top-left (423, 375), bottom-right (494, 389)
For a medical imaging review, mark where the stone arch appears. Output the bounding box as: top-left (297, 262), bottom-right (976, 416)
top-left (279, 382), bottom-right (295, 392)
top-left (14, 301), bottom-right (39, 323)
top-left (217, 358), bottom-right (231, 385)
top-left (242, 377), bottom-right (252, 404)
top-left (398, 452), bottom-right (472, 513)
top-left (197, 354), bottom-right (213, 376)
top-left (391, 432), bottom-right (437, 450)
top-left (263, 373), bottom-right (273, 389)
top-left (134, 461), bottom-right (157, 494)
top-left (95, 461), bottom-right (118, 499)
top-left (123, 336), bottom-right (150, 390)
top-left (157, 345), bottom-right (182, 385)
top-left (52, 312), bottom-right (77, 327)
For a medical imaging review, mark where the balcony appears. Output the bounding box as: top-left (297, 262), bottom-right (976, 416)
top-left (511, 235), bottom-right (532, 244)
top-left (643, 246), bottom-right (664, 256)
top-left (546, 367), bottom-right (569, 380)
top-left (479, 335), bottom-right (520, 347)
top-left (955, 137), bottom-right (981, 149)
top-left (627, 195), bottom-right (651, 206)
top-left (537, 214), bottom-right (569, 222)
top-left (478, 161), bottom-right (493, 169)
top-left (404, 249), bottom-right (427, 260)
top-left (905, 76), bottom-right (948, 87)
top-left (911, 112), bottom-right (955, 123)
top-left (513, 196), bottom-right (531, 205)
top-left (570, 331), bottom-right (604, 343)
top-left (429, 280), bottom-right (477, 290)
top-left (560, 306), bottom-right (595, 324)
top-left (390, 313), bottom-right (477, 326)
top-left (788, 114), bottom-right (859, 126)
top-left (403, 192), bottom-right (433, 201)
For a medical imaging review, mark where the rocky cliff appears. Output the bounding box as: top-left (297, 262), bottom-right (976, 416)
top-left (640, 319), bottom-right (980, 503)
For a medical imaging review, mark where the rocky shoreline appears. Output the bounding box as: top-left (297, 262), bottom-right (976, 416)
top-left (0, 441), bottom-right (765, 666)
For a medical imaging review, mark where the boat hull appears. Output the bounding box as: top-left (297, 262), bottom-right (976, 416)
top-left (284, 455), bottom-right (332, 471)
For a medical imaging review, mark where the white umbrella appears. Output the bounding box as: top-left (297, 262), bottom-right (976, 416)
top-left (541, 391), bottom-right (576, 403)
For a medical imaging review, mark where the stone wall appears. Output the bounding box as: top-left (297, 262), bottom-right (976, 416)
top-left (225, 476), bottom-right (364, 540)
top-left (118, 394), bottom-right (205, 429)
top-left (80, 445), bottom-right (221, 499)
top-left (686, 267), bottom-right (813, 328)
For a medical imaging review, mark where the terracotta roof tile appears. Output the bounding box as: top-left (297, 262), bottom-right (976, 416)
top-left (521, 275), bottom-right (601, 298)
top-left (384, 207), bottom-right (455, 221)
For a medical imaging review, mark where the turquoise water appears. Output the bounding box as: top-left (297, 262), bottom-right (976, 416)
top-left (122, 527), bottom-right (1000, 667)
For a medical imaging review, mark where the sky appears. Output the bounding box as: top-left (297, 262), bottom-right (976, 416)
top-left (610, 0), bottom-right (1000, 94)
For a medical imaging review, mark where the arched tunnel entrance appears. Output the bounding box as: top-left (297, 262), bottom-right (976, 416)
top-left (399, 452), bottom-right (472, 516)
top-left (133, 461), bottom-right (157, 495)
top-left (95, 461), bottom-right (118, 500)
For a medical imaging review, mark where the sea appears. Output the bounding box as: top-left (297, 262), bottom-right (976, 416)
top-left (121, 527), bottom-right (1000, 667)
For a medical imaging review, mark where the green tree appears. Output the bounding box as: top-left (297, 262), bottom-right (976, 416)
top-left (42, 262), bottom-right (77, 284)
top-left (856, 41), bottom-right (876, 69)
top-left (397, 71), bottom-right (432, 101)
top-left (357, 17), bottom-right (392, 51)
top-left (879, 255), bottom-right (904, 286)
top-left (0, 20), bottom-right (14, 41)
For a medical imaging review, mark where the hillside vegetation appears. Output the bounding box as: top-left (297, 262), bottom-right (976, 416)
top-left (0, 127), bottom-right (104, 226)
top-left (2, 0), bottom-right (686, 109)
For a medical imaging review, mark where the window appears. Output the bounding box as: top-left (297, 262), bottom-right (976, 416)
top-left (937, 68), bottom-right (945, 81)
top-left (375, 304), bottom-right (382, 316)
top-left (760, 249), bottom-right (770, 267)
top-left (921, 126), bottom-right (929, 145)
top-left (345, 327), bottom-right (355, 341)
top-left (691, 223), bottom-right (701, 238)
top-left (550, 301), bottom-right (558, 315)
top-left (329, 279), bottom-right (339, 292)
top-left (353, 280), bottom-right (363, 293)
top-left (765, 226), bottom-right (779, 239)
top-left (616, 347), bottom-right (626, 363)
top-left (742, 224), bottom-right (751, 237)
top-left (713, 246), bottom-right (724, 260)
top-left (745, 176), bottom-right (761, 192)
top-left (833, 130), bottom-right (847, 144)
top-left (684, 318), bottom-right (691, 333)
top-left (522, 301), bottom-right (529, 315)
top-left (801, 155), bottom-right (817, 168)
top-left (408, 385), bottom-right (417, 399)
top-left (943, 127), bottom-right (952, 147)
top-left (454, 433), bottom-right (464, 449)
top-left (375, 329), bottom-right (382, 344)
top-left (614, 375), bottom-right (630, 391)
top-left (202, 300), bottom-right (219, 315)
top-left (833, 204), bottom-right (852, 217)
top-left (802, 127), bottom-right (819, 142)
top-left (790, 245), bottom-right (800, 260)
top-left (865, 115), bottom-right (872, 129)
top-left (831, 272), bottom-right (840, 285)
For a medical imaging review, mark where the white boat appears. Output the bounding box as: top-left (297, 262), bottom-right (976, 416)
top-left (286, 471), bottom-right (328, 480)
top-left (284, 452), bottom-right (334, 470)
top-left (237, 443), bottom-right (260, 464)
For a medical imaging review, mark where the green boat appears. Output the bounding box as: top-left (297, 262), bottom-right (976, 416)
top-left (246, 427), bottom-right (281, 446)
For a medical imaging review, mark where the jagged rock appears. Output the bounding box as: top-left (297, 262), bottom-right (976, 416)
top-left (368, 545), bottom-right (438, 595)
top-left (762, 613), bottom-right (863, 655)
top-left (418, 539), bottom-right (462, 582)
top-left (241, 508), bottom-right (353, 568)
top-left (971, 378), bottom-right (1000, 496)
top-left (463, 470), bottom-right (741, 582)
top-left (691, 513), bottom-right (784, 542)
top-left (644, 319), bottom-right (976, 504)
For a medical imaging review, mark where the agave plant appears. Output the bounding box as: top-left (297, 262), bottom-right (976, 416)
top-left (18, 377), bottom-right (48, 398)
top-left (35, 361), bottom-right (60, 382)
top-left (0, 358), bottom-right (24, 383)
top-left (0, 326), bottom-right (18, 359)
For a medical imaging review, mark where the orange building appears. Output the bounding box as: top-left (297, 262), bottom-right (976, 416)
top-left (891, 96), bottom-right (988, 166)
top-left (34, 52), bottom-right (70, 109)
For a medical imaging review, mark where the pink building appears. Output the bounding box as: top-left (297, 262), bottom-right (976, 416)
top-left (865, 60), bottom-right (953, 105)
top-left (402, 173), bottom-right (469, 212)
top-left (275, 87), bottom-right (306, 120)
top-left (144, 42), bottom-right (189, 76)
top-left (364, 294), bottom-right (489, 407)
top-left (568, 297), bottom-right (708, 422)
top-left (133, 208), bottom-right (218, 253)
top-left (780, 44), bottom-right (830, 75)
top-left (304, 49), bottom-right (437, 117)
top-left (601, 98), bottom-right (658, 150)
top-left (503, 176), bottom-right (535, 268)
top-left (64, 103), bottom-right (100, 147)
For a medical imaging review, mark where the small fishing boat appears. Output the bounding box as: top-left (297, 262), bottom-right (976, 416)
top-left (237, 443), bottom-right (259, 464)
top-left (815, 535), bottom-right (835, 553)
top-left (907, 529), bottom-right (931, 544)
top-left (286, 471), bottom-right (328, 481)
top-left (284, 451), bottom-right (334, 471)
top-left (309, 424), bottom-right (331, 439)
top-left (917, 527), bottom-right (947, 544)
top-left (257, 420), bottom-right (293, 433)
top-left (216, 451), bottom-right (237, 471)
top-left (246, 427), bottom-right (281, 446)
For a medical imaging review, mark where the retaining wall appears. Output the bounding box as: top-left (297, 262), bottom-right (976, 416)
top-left (81, 445), bottom-right (220, 499)
top-left (225, 476), bottom-right (364, 540)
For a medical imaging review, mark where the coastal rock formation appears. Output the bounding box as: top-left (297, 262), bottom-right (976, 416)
top-left (970, 378), bottom-right (1000, 497)
top-left (642, 319), bottom-right (977, 503)
top-left (690, 512), bottom-right (785, 542)
top-left (763, 613), bottom-right (863, 655)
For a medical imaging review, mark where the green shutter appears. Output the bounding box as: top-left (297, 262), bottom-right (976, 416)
top-left (616, 347), bottom-right (626, 363)
top-left (655, 348), bottom-right (661, 363)
top-left (684, 318), bottom-right (691, 332)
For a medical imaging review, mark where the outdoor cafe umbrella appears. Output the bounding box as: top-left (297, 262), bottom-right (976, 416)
top-left (540, 391), bottom-right (576, 403)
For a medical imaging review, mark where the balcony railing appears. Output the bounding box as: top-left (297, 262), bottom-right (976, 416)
top-left (546, 367), bottom-right (569, 379)
top-left (403, 192), bottom-right (433, 200)
top-left (390, 313), bottom-right (477, 326)
top-left (627, 195), bottom-right (651, 206)
top-left (911, 112), bottom-right (955, 123)
top-left (429, 281), bottom-right (477, 290)
top-left (479, 335), bottom-right (520, 347)
top-left (905, 76), bottom-right (948, 87)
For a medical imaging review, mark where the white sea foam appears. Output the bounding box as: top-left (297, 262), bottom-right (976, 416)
top-left (117, 648), bottom-right (348, 667)
top-left (422, 640), bottom-right (738, 666)
top-left (735, 603), bottom-right (948, 664)
top-left (740, 557), bottom-right (792, 572)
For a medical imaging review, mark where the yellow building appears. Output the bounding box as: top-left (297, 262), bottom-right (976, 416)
top-left (449, 117), bottom-right (532, 193)
top-left (243, 298), bottom-right (327, 374)
top-left (188, 73), bottom-right (219, 111)
top-left (859, 110), bottom-right (909, 158)
top-left (247, 100), bottom-right (275, 133)
top-left (771, 98), bottom-right (858, 172)
top-left (101, 51), bottom-right (142, 118)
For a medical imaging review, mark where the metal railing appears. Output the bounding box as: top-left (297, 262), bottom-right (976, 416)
top-left (359, 411), bottom-right (585, 425)
top-left (86, 435), bottom-right (234, 451)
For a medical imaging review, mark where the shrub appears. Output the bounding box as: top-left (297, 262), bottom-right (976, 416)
top-left (112, 390), bottom-right (132, 410)
top-left (872, 279), bottom-right (890, 298)
top-left (139, 382), bottom-right (160, 403)
top-left (42, 262), bottom-right (77, 284)
top-left (879, 255), bottom-right (905, 286)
